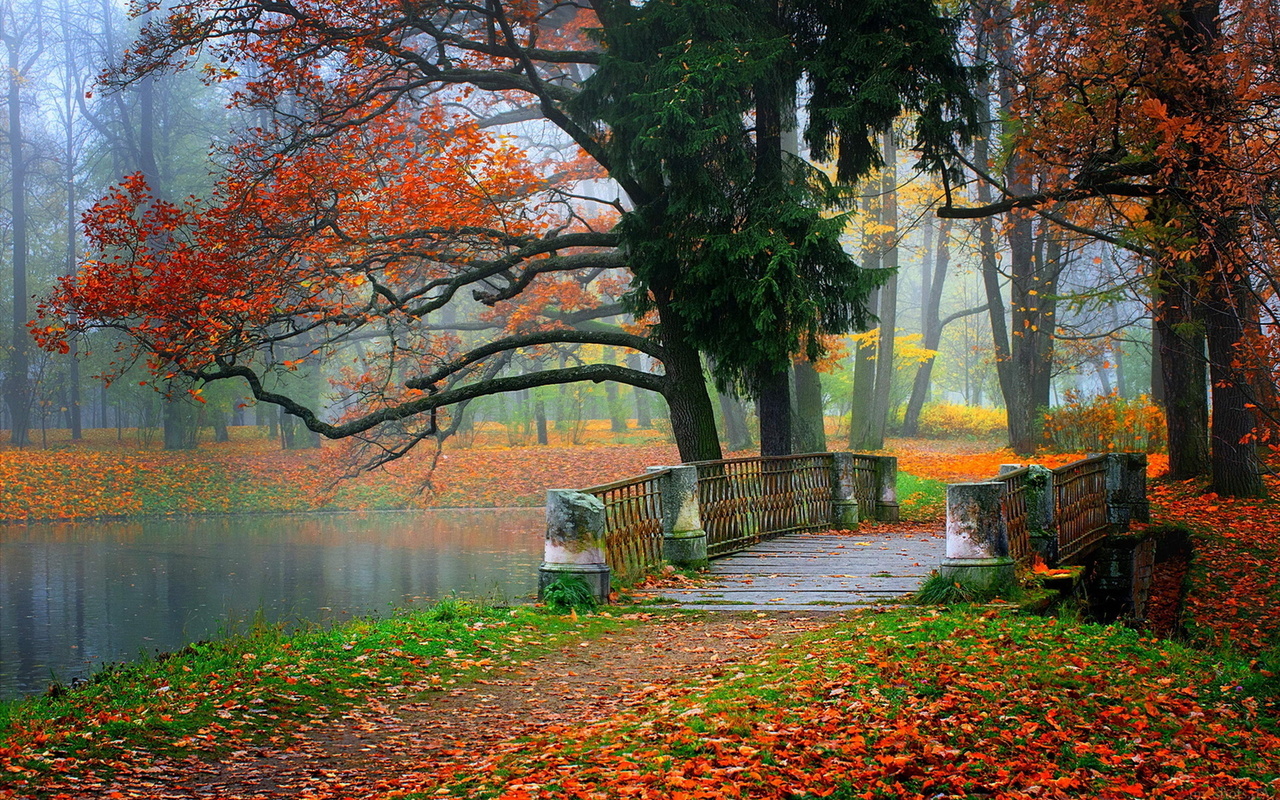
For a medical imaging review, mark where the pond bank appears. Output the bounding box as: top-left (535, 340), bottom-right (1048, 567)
top-left (3, 600), bottom-right (1276, 800)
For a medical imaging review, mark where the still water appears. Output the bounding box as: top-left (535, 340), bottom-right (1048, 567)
top-left (0, 508), bottom-right (543, 699)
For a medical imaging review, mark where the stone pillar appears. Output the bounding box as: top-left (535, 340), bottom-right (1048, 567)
top-left (1097, 452), bottom-right (1148, 530)
top-left (998, 464), bottom-right (1023, 475)
top-left (872, 455), bottom-right (899, 522)
top-left (1124, 453), bottom-right (1150, 524)
top-left (829, 452), bottom-right (861, 531)
top-left (538, 489), bottom-right (610, 603)
top-left (939, 481), bottom-right (1015, 590)
top-left (1025, 465), bottom-right (1058, 566)
top-left (649, 465), bottom-right (709, 570)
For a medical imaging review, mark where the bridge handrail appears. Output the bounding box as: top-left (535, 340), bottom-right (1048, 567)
top-left (997, 466), bottom-right (1034, 565)
top-left (581, 469), bottom-right (670, 584)
top-left (690, 452), bottom-right (836, 556)
top-left (1052, 455), bottom-right (1111, 564)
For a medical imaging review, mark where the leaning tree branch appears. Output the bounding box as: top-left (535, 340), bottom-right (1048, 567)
top-left (404, 328), bottom-right (663, 389)
top-left (199, 360), bottom-right (667, 440)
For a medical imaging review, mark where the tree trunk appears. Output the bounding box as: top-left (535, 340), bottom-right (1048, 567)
top-left (903, 217), bottom-right (952, 435)
top-left (868, 130), bottom-right (898, 449)
top-left (718, 389), bottom-right (754, 452)
top-left (1204, 272), bottom-right (1266, 496)
top-left (627, 353), bottom-right (653, 428)
top-left (757, 367), bottom-right (792, 456)
top-left (534, 399), bottom-right (549, 445)
top-left (658, 314), bottom-right (722, 462)
top-left (5, 36), bottom-right (30, 446)
top-left (849, 191), bottom-right (882, 450)
top-left (791, 358), bottom-right (826, 453)
top-left (1155, 278), bottom-right (1210, 479)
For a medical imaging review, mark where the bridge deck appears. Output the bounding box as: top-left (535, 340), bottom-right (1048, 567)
top-left (655, 526), bottom-right (944, 611)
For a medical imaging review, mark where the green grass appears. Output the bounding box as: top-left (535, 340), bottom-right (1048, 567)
top-left (897, 471), bottom-right (947, 520)
top-left (0, 600), bottom-right (637, 792)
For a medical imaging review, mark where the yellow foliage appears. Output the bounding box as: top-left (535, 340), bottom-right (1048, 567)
top-left (917, 402), bottom-right (1007, 439)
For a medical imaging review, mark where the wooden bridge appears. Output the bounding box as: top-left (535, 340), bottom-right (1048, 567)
top-left (652, 528), bottom-right (943, 611)
top-left (538, 451), bottom-right (1149, 611)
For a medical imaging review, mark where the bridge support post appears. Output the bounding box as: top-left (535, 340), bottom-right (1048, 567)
top-left (829, 452), bottom-right (861, 531)
top-left (539, 489), bottom-right (611, 603)
top-left (1091, 452), bottom-right (1149, 530)
top-left (871, 455), bottom-right (899, 522)
top-left (940, 481), bottom-right (1015, 591)
top-left (650, 465), bottom-right (709, 570)
top-left (1025, 465), bottom-right (1058, 566)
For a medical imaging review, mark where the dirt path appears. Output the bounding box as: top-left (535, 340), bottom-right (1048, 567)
top-left (60, 611), bottom-right (840, 800)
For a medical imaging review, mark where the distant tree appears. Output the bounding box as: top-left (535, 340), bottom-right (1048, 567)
top-left (1, 0), bottom-right (44, 446)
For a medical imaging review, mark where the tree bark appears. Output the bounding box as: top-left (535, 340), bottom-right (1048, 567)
top-left (868, 130), bottom-right (898, 449)
top-left (1155, 277), bottom-right (1210, 479)
top-left (5, 30), bottom-right (31, 446)
top-left (717, 389), bottom-right (754, 452)
top-left (1204, 268), bottom-right (1265, 496)
top-left (656, 302), bottom-right (723, 462)
top-left (903, 217), bottom-right (952, 435)
top-left (791, 358), bottom-right (826, 453)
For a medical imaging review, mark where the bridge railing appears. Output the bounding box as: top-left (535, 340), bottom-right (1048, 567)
top-left (538, 451), bottom-right (897, 602)
top-left (1053, 455), bottom-right (1111, 564)
top-left (581, 469), bottom-right (668, 585)
top-left (942, 453), bottom-right (1149, 586)
top-left (688, 453), bottom-right (839, 556)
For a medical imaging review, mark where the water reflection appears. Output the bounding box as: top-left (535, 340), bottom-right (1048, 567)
top-left (0, 508), bottom-right (543, 699)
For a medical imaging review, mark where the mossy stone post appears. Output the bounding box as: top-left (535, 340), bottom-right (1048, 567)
top-left (1095, 452), bottom-right (1149, 530)
top-left (872, 455), bottom-right (899, 522)
top-left (940, 481), bottom-right (1015, 591)
top-left (1025, 465), bottom-right (1058, 566)
top-left (539, 489), bottom-right (610, 603)
top-left (648, 465), bottom-right (709, 570)
top-left (830, 452), bottom-right (860, 531)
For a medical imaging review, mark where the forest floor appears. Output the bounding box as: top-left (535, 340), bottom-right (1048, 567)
top-left (0, 423), bottom-right (1168, 521)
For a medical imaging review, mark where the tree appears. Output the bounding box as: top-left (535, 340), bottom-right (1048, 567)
top-left (942, 0), bottom-right (1279, 495)
top-left (42, 0), bottom-right (977, 464)
top-left (1, 0), bottom-right (44, 447)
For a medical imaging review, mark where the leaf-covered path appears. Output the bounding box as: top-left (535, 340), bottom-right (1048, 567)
top-left (54, 612), bottom-right (836, 800)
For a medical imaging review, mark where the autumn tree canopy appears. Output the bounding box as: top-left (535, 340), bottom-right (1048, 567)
top-left (38, 0), bottom-right (978, 463)
top-left (942, 0), bottom-right (1280, 496)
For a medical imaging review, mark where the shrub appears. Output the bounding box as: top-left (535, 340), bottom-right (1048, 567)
top-left (1042, 391), bottom-right (1166, 453)
top-left (541, 575), bottom-right (599, 613)
top-left (916, 402), bottom-right (1007, 439)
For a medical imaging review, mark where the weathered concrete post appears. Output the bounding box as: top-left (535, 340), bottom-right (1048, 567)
top-left (1122, 452), bottom-right (1150, 525)
top-left (538, 489), bottom-right (610, 603)
top-left (829, 452), bottom-right (861, 531)
top-left (648, 465), bottom-right (709, 570)
top-left (939, 481), bottom-right (1015, 590)
top-left (872, 455), bottom-right (899, 522)
top-left (1096, 452), bottom-right (1149, 530)
top-left (1025, 465), bottom-right (1058, 565)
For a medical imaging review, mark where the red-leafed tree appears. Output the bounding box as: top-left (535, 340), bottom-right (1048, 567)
top-left (943, 0), bottom-right (1279, 496)
top-left (40, 0), bottom-right (978, 463)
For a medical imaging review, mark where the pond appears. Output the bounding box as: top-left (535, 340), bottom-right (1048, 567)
top-left (0, 508), bottom-right (544, 700)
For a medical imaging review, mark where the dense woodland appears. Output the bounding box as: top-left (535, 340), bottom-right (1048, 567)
top-left (0, 0), bottom-right (1275, 495)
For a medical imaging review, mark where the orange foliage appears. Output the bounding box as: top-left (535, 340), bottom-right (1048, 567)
top-left (889, 438), bottom-right (1169, 484)
top-left (0, 428), bottom-right (679, 521)
top-left (1042, 391), bottom-right (1166, 454)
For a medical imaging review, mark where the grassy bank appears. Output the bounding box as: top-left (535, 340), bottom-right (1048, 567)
top-left (0, 601), bottom-right (640, 797)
